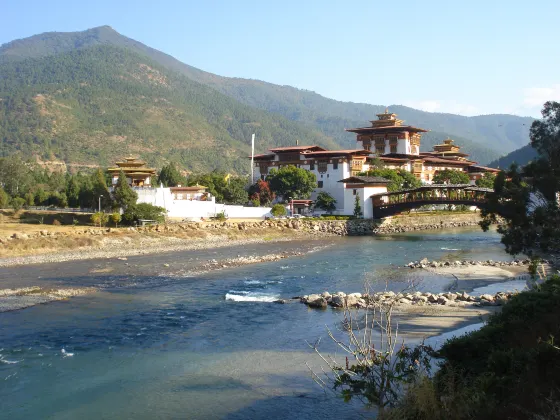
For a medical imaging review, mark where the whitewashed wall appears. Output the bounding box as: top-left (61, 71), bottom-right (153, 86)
top-left (135, 188), bottom-right (271, 219)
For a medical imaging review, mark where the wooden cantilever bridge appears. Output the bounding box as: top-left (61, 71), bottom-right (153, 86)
top-left (371, 184), bottom-right (493, 218)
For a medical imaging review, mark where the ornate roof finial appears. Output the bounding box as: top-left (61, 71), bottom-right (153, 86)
top-left (385, 107), bottom-right (389, 114)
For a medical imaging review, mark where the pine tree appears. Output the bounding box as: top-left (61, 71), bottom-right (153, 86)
top-left (353, 193), bottom-right (363, 218)
top-left (113, 170), bottom-right (138, 210)
top-left (91, 168), bottom-right (112, 210)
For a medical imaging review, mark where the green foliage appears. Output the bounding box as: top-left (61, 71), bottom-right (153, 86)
top-left (315, 191), bottom-right (337, 213)
top-left (481, 102), bottom-right (560, 256)
top-left (360, 168), bottom-right (421, 192)
top-left (353, 193), bottom-right (363, 218)
top-left (267, 165), bottom-right (317, 199)
top-left (157, 163), bottom-right (186, 187)
top-left (92, 169), bottom-right (112, 211)
top-left (0, 43), bottom-right (338, 172)
top-left (11, 196), bottom-right (25, 212)
top-left (222, 177), bottom-right (249, 205)
top-left (123, 203), bottom-right (166, 224)
top-left (90, 211), bottom-right (108, 227)
top-left (432, 169), bottom-right (470, 184)
top-left (248, 179), bottom-right (275, 206)
top-left (475, 172), bottom-right (496, 188)
top-left (0, 187), bottom-right (9, 208)
top-left (213, 211), bottom-right (227, 221)
top-left (270, 203), bottom-right (287, 217)
top-left (489, 143), bottom-right (538, 170)
top-left (110, 212), bottom-right (121, 227)
top-left (113, 170), bottom-right (138, 210)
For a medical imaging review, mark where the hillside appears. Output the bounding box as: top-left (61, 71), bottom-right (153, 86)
top-left (0, 26), bottom-right (535, 167)
top-left (489, 143), bottom-right (538, 168)
top-left (0, 45), bottom-right (339, 173)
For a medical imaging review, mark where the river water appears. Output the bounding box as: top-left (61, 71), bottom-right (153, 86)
top-left (0, 227), bottom-right (517, 419)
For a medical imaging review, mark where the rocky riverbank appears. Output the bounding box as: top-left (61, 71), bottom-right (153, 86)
top-left (404, 257), bottom-right (538, 269)
top-left (280, 289), bottom-right (519, 309)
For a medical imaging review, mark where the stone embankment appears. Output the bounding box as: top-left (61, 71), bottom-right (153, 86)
top-left (404, 258), bottom-right (539, 269)
top-left (0, 212), bottom-right (486, 245)
top-left (287, 290), bottom-right (518, 309)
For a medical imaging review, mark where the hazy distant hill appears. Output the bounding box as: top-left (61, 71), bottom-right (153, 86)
top-left (489, 143), bottom-right (538, 168)
top-left (0, 26), bottom-right (535, 169)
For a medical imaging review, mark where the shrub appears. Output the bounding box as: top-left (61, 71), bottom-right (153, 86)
top-left (110, 212), bottom-right (122, 227)
top-left (91, 212), bottom-right (109, 227)
top-left (271, 203), bottom-right (287, 217)
top-left (122, 203), bottom-right (166, 224)
top-left (11, 197), bottom-right (25, 212)
top-left (214, 211), bottom-right (227, 221)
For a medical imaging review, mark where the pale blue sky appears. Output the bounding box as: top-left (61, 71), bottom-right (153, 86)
top-left (1, 0), bottom-right (559, 117)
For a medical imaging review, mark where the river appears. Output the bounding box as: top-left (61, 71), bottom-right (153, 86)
top-left (0, 227), bottom-right (517, 419)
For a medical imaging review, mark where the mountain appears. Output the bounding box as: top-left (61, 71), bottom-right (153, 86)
top-left (489, 143), bottom-right (539, 169)
top-left (0, 45), bottom-right (339, 172)
top-left (0, 26), bottom-right (535, 170)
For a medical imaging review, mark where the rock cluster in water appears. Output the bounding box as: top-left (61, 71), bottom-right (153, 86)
top-left (289, 290), bottom-right (519, 309)
top-left (405, 258), bottom-right (541, 269)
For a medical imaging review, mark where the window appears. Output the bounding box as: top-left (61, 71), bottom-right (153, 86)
top-left (333, 161), bottom-right (338, 170)
top-left (376, 146), bottom-right (385, 155)
top-left (390, 145), bottom-right (397, 153)
top-left (327, 174), bottom-right (329, 178)
top-left (318, 161), bottom-right (328, 173)
top-left (317, 181), bottom-right (324, 188)
top-left (309, 162), bottom-right (315, 170)
top-left (353, 189), bottom-right (357, 195)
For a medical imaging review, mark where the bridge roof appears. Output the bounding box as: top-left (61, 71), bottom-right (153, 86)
top-left (370, 184), bottom-right (493, 197)
top-left (338, 176), bottom-right (391, 184)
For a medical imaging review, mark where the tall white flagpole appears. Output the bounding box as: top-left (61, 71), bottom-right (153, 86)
top-left (251, 133), bottom-right (255, 184)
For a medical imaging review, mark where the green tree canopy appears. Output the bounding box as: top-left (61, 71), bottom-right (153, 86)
top-left (315, 191), bottom-right (337, 213)
top-left (475, 172), bottom-right (496, 188)
top-left (222, 177), bottom-right (248, 205)
top-left (123, 203), bottom-right (166, 224)
top-left (157, 163), bottom-right (186, 187)
top-left (359, 168), bottom-right (421, 192)
top-left (267, 165), bottom-right (317, 199)
top-left (432, 169), bottom-right (470, 185)
top-left (481, 101), bottom-right (560, 256)
top-left (91, 168), bottom-right (112, 210)
top-left (0, 188), bottom-right (9, 208)
top-left (113, 170), bottom-right (138, 210)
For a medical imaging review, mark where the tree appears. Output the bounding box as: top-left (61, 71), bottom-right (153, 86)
top-left (315, 191), bottom-right (337, 213)
top-left (110, 212), bottom-right (122, 227)
top-left (91, 169), bottom-right (112, 210)
top-left (248, 179), bottom-right (275, 206)
top-left (360, 168), bottom-right (421, 192)
top-left (475, 172), bottom-right (496, 188)
top-left (271, 203), bottom-right (287, 217)
top-left (66, 176), bottom-right (81, 207)
top-left (113, 170), bottom-right (138, 210)
top-left (222, 177), bottom-right (249, 205)
top-left (123, 203), bottom-right (166, 224)
top-left (0, 188), bottom-right (9, 208)
top-left (267, 165), bottom-right (317, 199)
top-left (432, 169), bottom-right (470, 185)
top-left (354, 193), bottom-right (363, 218)
top-left (158, 163), bottom-right (186, 187)
top-left (480, 101), bottom-right (560, 256)
top-left (11, 197), bottom-right (25, 212)
top-left (91, 212), bottom-right (109, 227)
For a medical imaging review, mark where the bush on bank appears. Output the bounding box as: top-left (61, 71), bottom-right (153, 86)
top-left (384, 276), bottom-right (560, 420)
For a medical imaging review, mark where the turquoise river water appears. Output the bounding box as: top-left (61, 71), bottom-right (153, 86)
top-left (0, 227), bottom-right (521, 419)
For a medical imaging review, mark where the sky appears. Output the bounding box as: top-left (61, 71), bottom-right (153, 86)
top-left (1, 0), bottom-right (559, 117)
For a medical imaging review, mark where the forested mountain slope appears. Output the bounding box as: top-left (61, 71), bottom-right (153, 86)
top-left (489, 143), bottom-right (539, 168)
top-left (0, 45), bottom-right (339, 172)
top-left (0, 26), bottom-right (534, 167)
